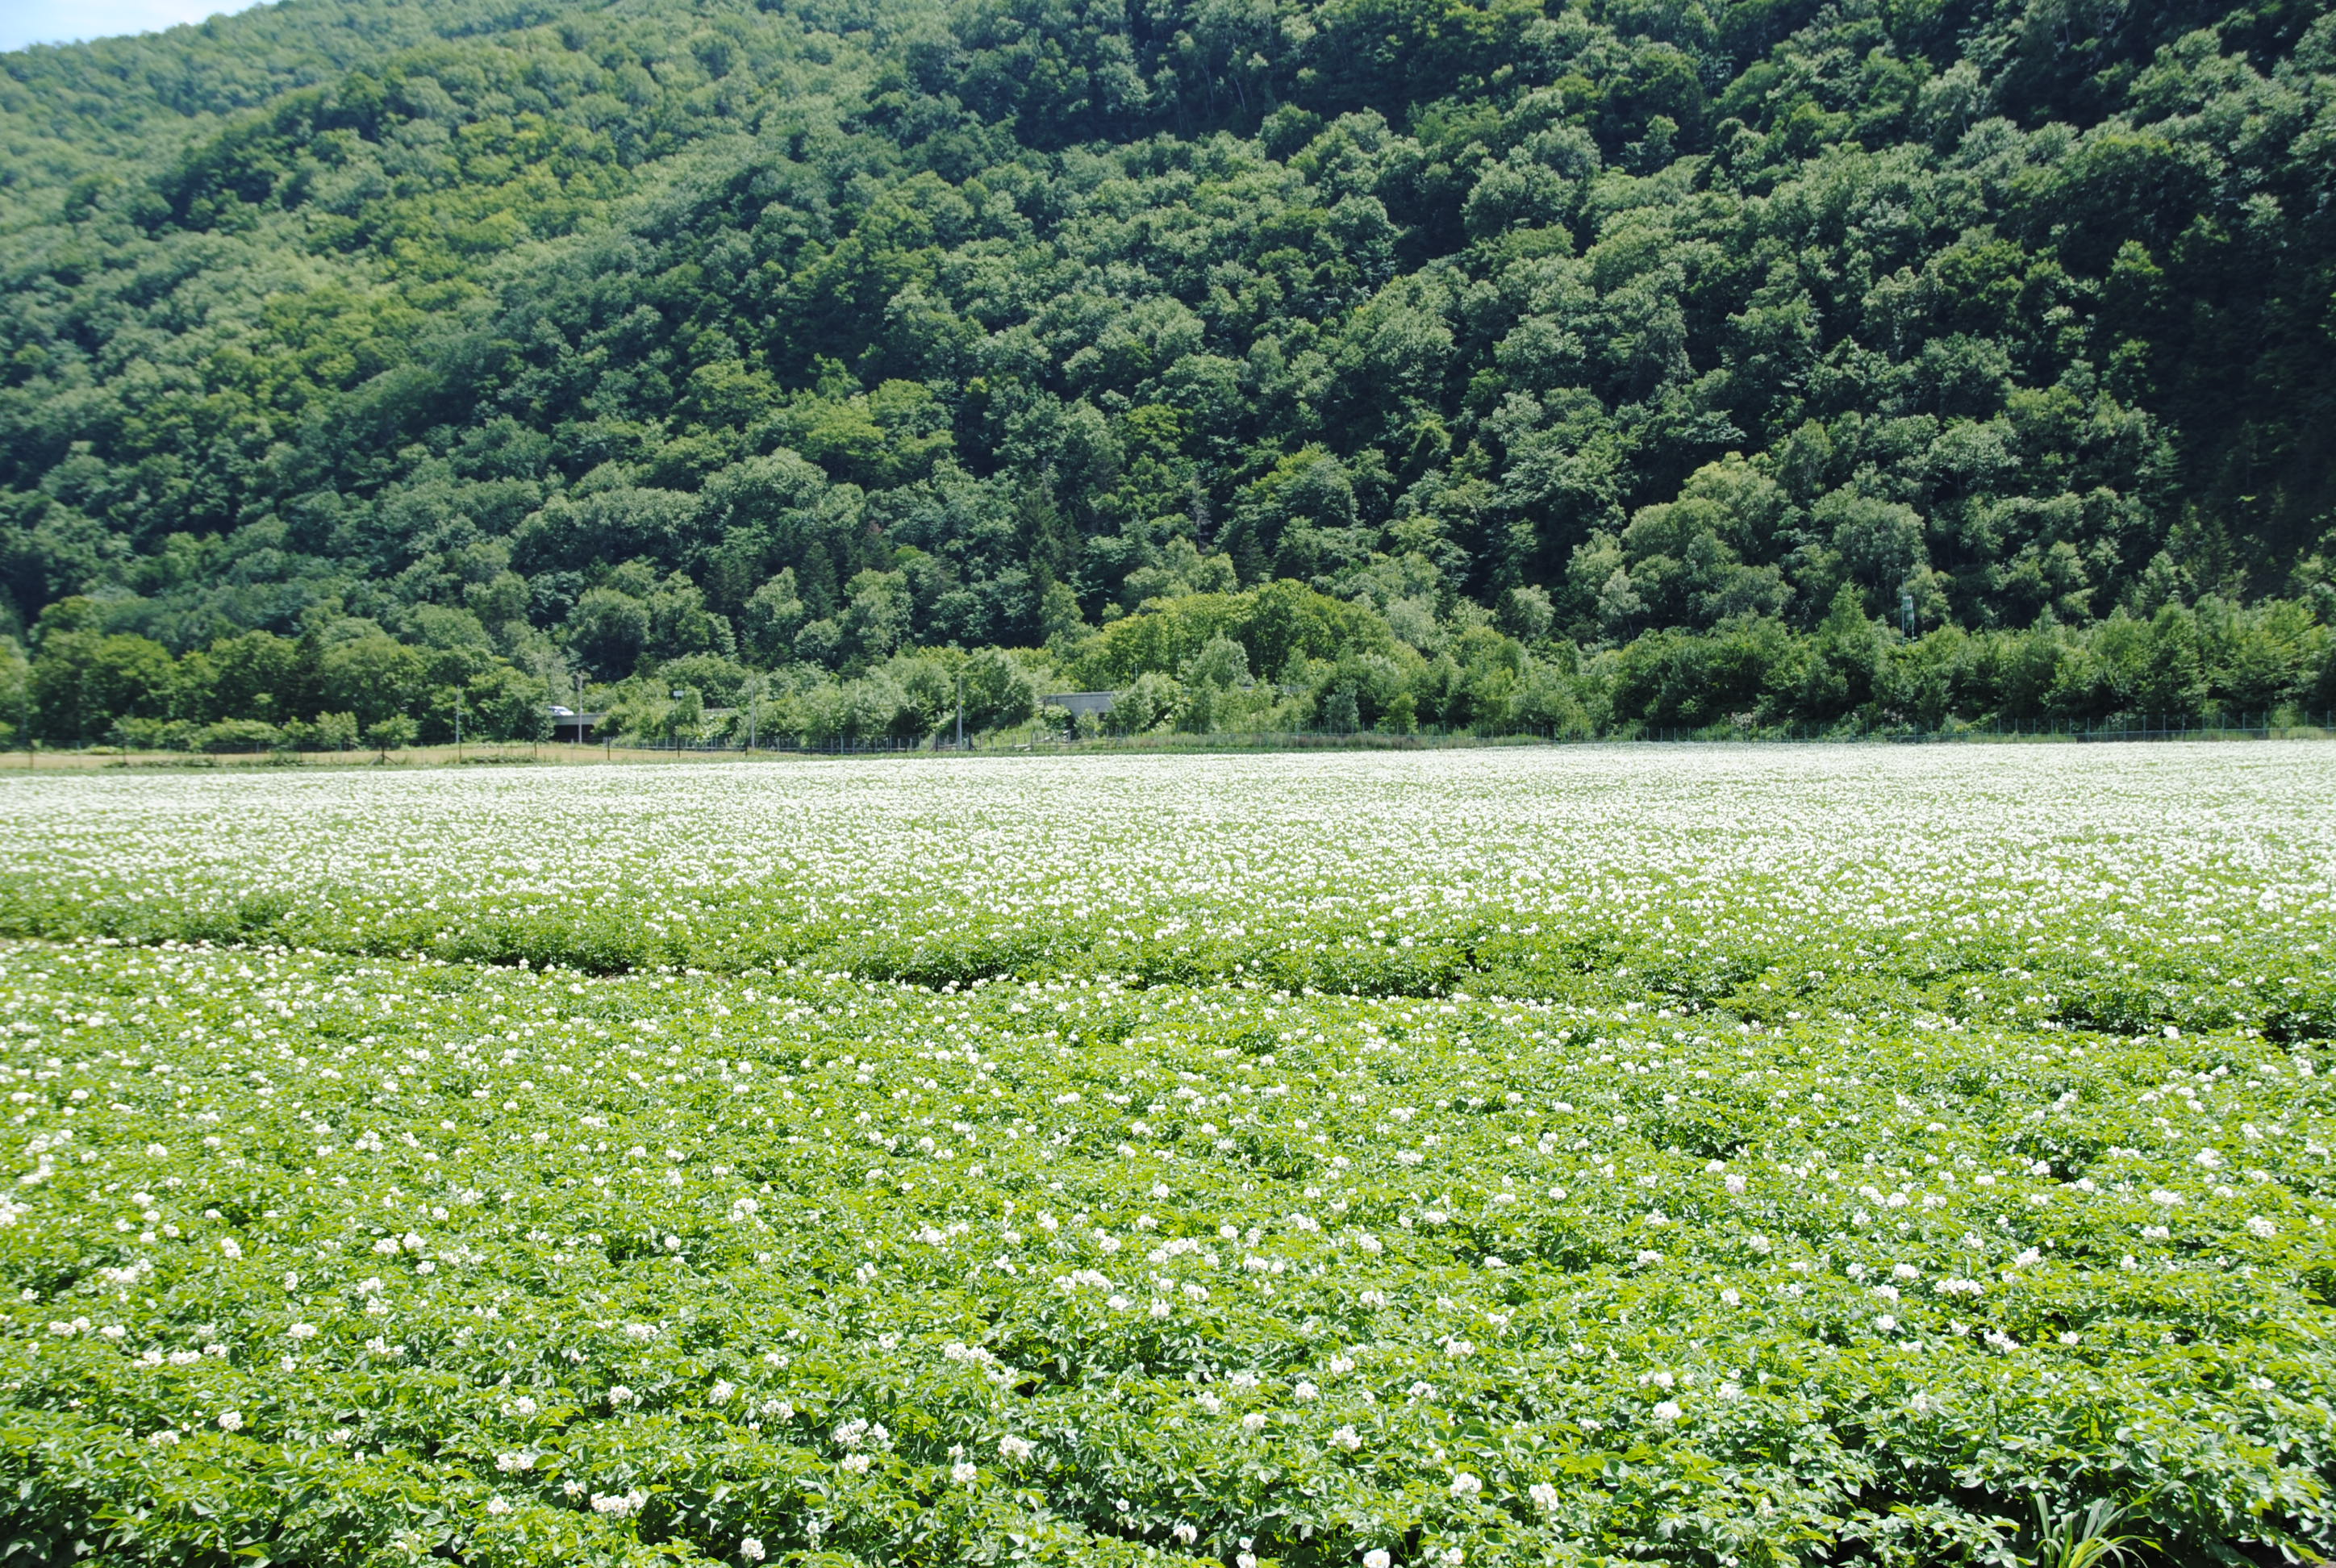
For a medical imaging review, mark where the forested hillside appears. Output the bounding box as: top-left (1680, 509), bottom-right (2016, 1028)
top-left (2, 0), bottom-right (2334, 745)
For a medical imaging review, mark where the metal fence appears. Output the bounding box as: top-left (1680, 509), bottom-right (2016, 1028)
top-left (611, 715), bottom-right (2334, 756)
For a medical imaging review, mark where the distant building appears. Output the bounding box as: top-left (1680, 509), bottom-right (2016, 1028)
top-left (553, 711), bottom-right (606, 742)
top-left (1043, 692), bottom-right (1117, 718)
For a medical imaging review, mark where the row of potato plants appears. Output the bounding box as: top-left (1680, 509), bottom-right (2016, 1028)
top-left (2, 936), bottom-right (2330, 1566)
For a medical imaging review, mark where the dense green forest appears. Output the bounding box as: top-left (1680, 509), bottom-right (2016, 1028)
top-left (2, 0), bottom-right (2334, 745)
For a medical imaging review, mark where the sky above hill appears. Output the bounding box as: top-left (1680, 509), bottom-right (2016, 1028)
top-left (0, 0), bottom-right (264, 52)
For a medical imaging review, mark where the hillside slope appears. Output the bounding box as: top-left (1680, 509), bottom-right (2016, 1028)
top-left (2, 0), bottom-right (2334, 741)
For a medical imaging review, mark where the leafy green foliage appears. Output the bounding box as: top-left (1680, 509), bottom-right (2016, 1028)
top-left (2, 0), bottom-right (2335, 732)
top-left (1, 750), bottom-right (2334, 1564)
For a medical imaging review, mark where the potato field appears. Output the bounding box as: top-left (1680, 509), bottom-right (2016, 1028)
top-left (2, 747), bottom-right (2334, 1568)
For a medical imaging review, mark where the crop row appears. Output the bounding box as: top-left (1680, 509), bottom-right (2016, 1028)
top-left (3, 938), bottom-right (2333, 1566)
top-left (0, 751), bottom-right (2330, 1039)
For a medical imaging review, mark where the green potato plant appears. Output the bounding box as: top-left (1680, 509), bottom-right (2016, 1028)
top-left (0, 749), bottom-right (2330, 1566)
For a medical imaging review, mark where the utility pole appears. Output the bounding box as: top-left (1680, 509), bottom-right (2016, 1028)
top-left (454, 689), bottom-right (463, 762)
top-left (746, 674), bottom-right (760, 755)
top-left (956, 667), bottom-right (966, 751)
top-left (1900, 588), bottom-right (1915, 640)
